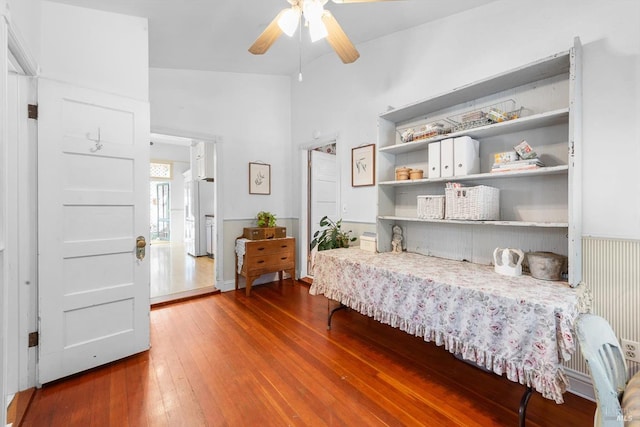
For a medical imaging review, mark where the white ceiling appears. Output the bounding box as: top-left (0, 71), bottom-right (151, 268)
top-left (48, 0), bottom-right (497, 76)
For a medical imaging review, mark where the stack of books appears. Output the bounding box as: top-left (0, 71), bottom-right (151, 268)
top-left (491, 158), bottom-right (544, 172)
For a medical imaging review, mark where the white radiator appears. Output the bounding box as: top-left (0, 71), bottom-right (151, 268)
top-left (567, 237), bottom-right (640, 384)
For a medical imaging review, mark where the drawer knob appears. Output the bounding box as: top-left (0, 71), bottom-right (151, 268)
top-left (257, 260), bottom-right (265, 264)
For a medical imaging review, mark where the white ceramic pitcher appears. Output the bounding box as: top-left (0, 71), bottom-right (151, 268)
top-left (493, 247), bottom-right (524, 277)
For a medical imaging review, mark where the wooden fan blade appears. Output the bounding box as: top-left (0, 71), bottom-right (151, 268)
top-left (321, 11), bottom-right (360, 64)
top-left (248, 9), bottom-right (286, 55)
top-left (332, 0), bottom-right (402, 3)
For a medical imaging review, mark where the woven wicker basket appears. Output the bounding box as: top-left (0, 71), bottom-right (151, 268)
top-left (417, 195), bottom-right (445, 219)
top-left (445, 185), bottom-right (499, 220)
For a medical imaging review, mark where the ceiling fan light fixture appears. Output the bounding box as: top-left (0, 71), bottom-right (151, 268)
top-left (278, 7), bottom-right (301, 37)
top-left (308, 19), bottom-right (328, 42)
top-left (249, 0), bottom-right (360, 63)
top-left (302, 0), bottom-right (324, 21)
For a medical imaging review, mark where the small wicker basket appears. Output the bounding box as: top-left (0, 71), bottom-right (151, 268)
top-left (396, 167), bottom-right (411, 180)
top-left (417, 195), bottom-right (445, 219)
top-left (445, 185), bottom-right (499, 220)
top-left (409, 169), bottom-right (424, 180)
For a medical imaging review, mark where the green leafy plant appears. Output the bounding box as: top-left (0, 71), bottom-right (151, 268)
top-left (310, 216), bottom-right (356, 251)
top-left (256, 211), bottom-right (277, 227)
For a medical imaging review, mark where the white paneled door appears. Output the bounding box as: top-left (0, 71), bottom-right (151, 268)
top-left (309, 149), bottom-right (338, 274)
top-left (37, 79), bottom-right (150, 384)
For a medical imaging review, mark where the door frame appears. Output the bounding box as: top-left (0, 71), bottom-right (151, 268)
top-left (1, 10), bottom-right (39, 423)
top-left (150, 127), bottom-right (223, 287)
top-left (299, 133), bottom-right (341, 279)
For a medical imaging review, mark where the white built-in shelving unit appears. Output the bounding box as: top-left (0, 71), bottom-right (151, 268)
top-left (376, 39), bottom-right (582, 286)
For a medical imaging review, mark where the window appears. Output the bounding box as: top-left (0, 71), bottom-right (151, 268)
top-left (150, 161), bottom-right (172, 179)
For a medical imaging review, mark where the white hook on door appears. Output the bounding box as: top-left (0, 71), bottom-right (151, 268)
top-left (90, 140), bottom-right (103, 152)
top-left (86, 127), bottom-right (101, 142)
top-left (87, 127), bottom-right (103, 152)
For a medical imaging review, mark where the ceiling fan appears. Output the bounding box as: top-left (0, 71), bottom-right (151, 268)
top-left (249, 0), bottom-right (398, 64)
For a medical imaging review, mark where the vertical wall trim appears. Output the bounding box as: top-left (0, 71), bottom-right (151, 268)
top-left (567, 36), bottom-right (583, 286)
top-left (1, 11), bottom-right (10, 426)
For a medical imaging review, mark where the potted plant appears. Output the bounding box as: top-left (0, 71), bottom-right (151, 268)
top-left (256, 211), bottom-right (276, 227)
top-left (310, 216), bottom-right (356, 251)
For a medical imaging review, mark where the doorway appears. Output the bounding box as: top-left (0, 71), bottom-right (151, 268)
top-left (148, 133), bottom-right (218, 304)
top-left (307, 141), bottom-right (339, 275)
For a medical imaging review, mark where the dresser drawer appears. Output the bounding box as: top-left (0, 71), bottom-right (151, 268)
top-left (245, 238), bottom-right (294, 256)
top-left (244, 252), bottom-right (295, 274)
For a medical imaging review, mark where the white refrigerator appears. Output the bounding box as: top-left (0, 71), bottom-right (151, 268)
top-left (184, 171), bottom-right (215, 257)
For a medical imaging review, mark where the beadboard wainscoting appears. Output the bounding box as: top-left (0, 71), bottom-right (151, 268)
top-left (566, 237), bottom-right (640, 400)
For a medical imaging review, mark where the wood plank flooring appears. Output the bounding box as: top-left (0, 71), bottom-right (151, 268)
top-left (22, 280), bottom-right (595, 426)
top-left (150, 241), bottom-right (217, 304)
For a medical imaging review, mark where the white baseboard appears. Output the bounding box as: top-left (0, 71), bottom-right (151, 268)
top-left (218, 272), bottom-right (294, 293)
top-left (565, 367), bottom-right (595, 402)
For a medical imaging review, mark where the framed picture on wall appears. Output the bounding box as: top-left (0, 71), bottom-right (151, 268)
top-left (352, 144), bottom-right (375, 187)
top-left (249, 162), bottom-right (271, 195)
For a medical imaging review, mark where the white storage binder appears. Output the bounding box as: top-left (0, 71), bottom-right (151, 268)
top-left (428, 141), bottom-right (441, 178)
top-left (440, 138), bottom-right (454, 177)
top-left (454, 136), bottom-right (480, 176)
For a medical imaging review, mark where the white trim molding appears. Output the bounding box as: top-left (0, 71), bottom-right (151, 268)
top-left (566, 367), bottom-right (595, 402)
top-left (2, 2), bottom-right (38, 76)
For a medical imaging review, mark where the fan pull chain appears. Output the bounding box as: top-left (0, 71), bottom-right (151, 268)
top-left (298, 17), bottom-right (303, 82)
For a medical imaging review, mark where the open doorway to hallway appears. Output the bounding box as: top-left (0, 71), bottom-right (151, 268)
top-left (149, 134), bottom-right (217, 304)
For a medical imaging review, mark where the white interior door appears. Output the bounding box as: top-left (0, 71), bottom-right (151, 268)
top-left (37, 79), bottom-right (150, 384)
top-left (309, 149), bottom-right (338, 273)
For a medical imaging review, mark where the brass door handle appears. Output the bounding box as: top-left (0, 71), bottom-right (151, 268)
top-left (136, 236), bottom-right (147, 260)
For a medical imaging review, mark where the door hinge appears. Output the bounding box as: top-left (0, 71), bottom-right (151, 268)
top-left (28, 331), bottom-right (39, 347)
top-left (28, 104), bottom-right (38, 120)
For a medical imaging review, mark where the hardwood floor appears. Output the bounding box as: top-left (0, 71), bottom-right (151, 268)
top-left (22, 280), bottom-right (595, 426)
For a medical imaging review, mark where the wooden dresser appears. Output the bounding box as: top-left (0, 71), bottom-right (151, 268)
top-left (235, 237), bottom-right (296, 296)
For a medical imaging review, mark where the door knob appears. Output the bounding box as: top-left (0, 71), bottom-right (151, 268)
top-left (136, 236), bottom-right (147, 260)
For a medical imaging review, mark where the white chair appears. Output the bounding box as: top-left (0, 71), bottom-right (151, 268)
top-left (576, 313), bottom-right (640, 426)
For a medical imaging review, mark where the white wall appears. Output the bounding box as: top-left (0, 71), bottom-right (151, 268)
top-left (149, 68), bottom-right (292, 283)
top-left (150, 68), bottom-right (292, 219)
top-left (291, 0), bottom-right (640, 240)
top-left (40, 1), bottom-right (148, 101)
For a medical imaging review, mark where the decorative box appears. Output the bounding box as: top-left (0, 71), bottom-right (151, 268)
top-left (243, 227), bottom-right (286, 240)
top-left (360, 232), bottom-right (377, 252)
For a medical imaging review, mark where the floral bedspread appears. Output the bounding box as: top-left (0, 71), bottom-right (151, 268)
top-left (309, 248), bottom-right (592, 403)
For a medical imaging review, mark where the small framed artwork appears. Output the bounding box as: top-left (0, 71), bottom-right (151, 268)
top-left (351, 144), bottom-right (375, 187)
top-left (249, 162), bottom-right (271, 195)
